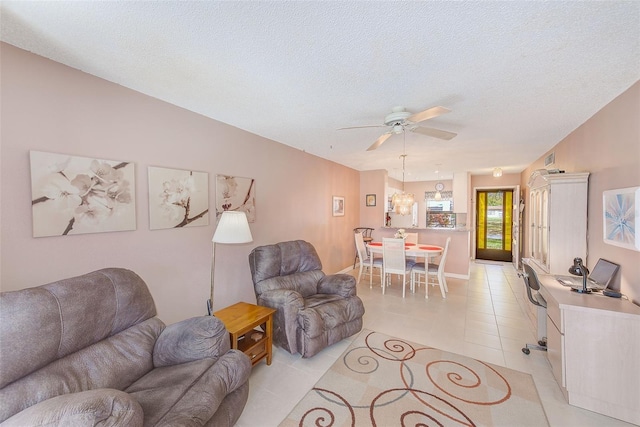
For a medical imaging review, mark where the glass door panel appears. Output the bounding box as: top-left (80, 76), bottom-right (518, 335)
top-left (476, 189), bottom-right (514, 262)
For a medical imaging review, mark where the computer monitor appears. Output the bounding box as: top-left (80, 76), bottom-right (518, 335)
top-left (588, 258), bottom-right (620, 289)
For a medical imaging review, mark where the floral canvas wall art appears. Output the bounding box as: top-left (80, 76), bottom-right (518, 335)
top-left (30, 151), bottom-right (136, 237)
top-left (148, 166), bottom-right (209, 230)
top-left (603, 186), bottom-right (639, 251)
top-left (216, 175), bottom-right (255, 222)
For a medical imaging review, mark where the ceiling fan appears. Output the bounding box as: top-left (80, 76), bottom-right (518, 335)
top-left (340, 106), bottom-right (457, 151)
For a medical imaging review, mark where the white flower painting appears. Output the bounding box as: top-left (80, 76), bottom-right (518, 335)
top-left (216, 175), bottom-right (255, 222)
top-left (30, 151), bottom-right (136, 237)
top-left (148, 166), bottom-right (209, 230)
top-left (603, 187), bottom-right (639, 251)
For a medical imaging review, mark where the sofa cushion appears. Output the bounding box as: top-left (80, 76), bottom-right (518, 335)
top-left (298, 297), bottom-right (365, 339)
top-left (0, 317), bottom-right (163, 422)
top-left (303, 294), bottom-right (344, 309)
top-left (249, 240), bottom-right (323, 284)
top-left (153, 316), bottom-right (230, 368)
top-left (255, 270), bottom-right (324, 298)
top-left (0, 268), bottom-right (156, 389)
top-left (1, 389), bottom-right (143, 427)
top-left (127, 350), bottom-right (251, 426)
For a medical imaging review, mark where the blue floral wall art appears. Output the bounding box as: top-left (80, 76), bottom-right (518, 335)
top-left (603, 186), bottom-right (639, 251)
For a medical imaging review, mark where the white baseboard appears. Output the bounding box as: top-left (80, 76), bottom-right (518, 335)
top-left (445, 272), bottom-right (470, 280)
top-left (341, 264), bottom-right (470, 280)
top-left (337, 266), bottom-right (355, 274)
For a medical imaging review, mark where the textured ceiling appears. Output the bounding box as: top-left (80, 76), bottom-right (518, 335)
top-left (1, 1), bottom-right (639, 181)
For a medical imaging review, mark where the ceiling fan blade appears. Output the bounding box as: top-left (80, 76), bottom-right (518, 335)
top-left (407, 106), bottom-right (451, 124)
top-left (367, 133), bottom-right (392, 151)
top-left (338, 125), bottom-right (386, 130)
top-left (411, 126), bottom-right (457, 140)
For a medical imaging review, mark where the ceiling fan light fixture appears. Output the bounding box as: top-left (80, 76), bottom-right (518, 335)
top-left (493, 167), bottom-right (503, 177)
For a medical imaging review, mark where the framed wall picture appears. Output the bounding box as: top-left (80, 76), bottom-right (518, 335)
top-left (332, 196), bottom-right (345, 217)
top-left (30, 150), bottom-right (136, 237)
top-left (148, 166), bottom-right (209, 230)
top-left (216, 175), bottom-right (256, 222)
top-left (603, 186), bottom-right (639, 251)
top-left (366, 194), bottom-right (376, 207)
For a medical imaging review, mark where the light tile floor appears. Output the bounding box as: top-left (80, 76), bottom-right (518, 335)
top-left (235, 261), bottom-right (633, 426)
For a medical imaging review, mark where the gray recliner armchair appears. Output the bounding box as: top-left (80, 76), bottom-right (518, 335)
top-left (0, 268), bottom-right (251, 426)
top-left (248, 240), bottom-right (365, 358)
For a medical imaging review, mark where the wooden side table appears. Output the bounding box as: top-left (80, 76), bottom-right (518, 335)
top-left (214, 302), bottom-right (276, 367)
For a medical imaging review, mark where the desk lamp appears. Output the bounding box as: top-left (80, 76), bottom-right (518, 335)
top-left (568, 257), bottom-right (590, 294)
top-left (207, 211), bottom-right (253, 315)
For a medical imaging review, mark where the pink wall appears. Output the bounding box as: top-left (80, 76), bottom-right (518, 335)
top-left (0, 43), bottom-right (360, 324)
top-left (359, 169), bottom-right (386, 232)
top-left (471, 173), bottom-right (522, 189)
top-left (521, 81), bottom-right (640, 305)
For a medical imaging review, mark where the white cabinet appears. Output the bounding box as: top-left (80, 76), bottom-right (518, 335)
top-left (527, 172), bottom-right (589, 274)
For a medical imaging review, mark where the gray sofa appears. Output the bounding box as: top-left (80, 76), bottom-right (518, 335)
top-left (0, 268), bottom-right (251, 426)
top-left (249, 240), bottom-right (365, 358)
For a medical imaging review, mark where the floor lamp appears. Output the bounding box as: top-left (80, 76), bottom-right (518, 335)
top-left (207, 211), bottom-right (253, 315)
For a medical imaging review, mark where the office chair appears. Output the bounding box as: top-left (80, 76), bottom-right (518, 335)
top-left (521, 262), bottom-right (547, 354)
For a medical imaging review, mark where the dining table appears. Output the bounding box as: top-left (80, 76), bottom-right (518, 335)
top-left (366, 241), bottom-right (443, 259)
top-left (366, 241), bottom-right (444, 293)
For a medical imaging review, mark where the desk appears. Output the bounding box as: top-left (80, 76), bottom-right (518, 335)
top-left (531, 262), bottom-right (640, 424)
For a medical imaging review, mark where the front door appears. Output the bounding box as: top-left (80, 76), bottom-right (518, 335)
top-left (476, 189), bottom-right (513, 262)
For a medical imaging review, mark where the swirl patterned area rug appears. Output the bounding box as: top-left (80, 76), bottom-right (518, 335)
top-left (280, 330), bottom-right (548, 426)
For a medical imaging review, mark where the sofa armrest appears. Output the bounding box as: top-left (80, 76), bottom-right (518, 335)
top-left (1, 389), bottom-right (143, 427)
top-left (258, 289), bottom-right (304, 311)
top-left (153, 316), bottom-right (230, 368)
top-left (317, 274), bottom-right (357, 298)
top-left (258, 289), bottom-right (304, 353)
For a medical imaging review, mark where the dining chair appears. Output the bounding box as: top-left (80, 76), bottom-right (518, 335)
top-left (382, 238), bottom-right (415, 298)
top-left (353, 227), bottom-right (374, 269)
top-left (354, 232), bottom-right (383, 287)
top-left (411, 237), bottom-right (451, 299)
top-left (404, 232), bottom-right (418, 244)
top-left (404, 232), bottom-right (419, 262)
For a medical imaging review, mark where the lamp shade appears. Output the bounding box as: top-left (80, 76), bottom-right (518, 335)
top-left (568, 257), bottom-right (589, 276)
top-left (212, 211), bottom-right (253, 244)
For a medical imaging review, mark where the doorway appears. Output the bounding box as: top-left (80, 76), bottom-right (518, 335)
top-left (476, 189), bottom-right (513, 262)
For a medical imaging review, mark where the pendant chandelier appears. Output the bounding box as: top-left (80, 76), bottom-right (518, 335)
top-left (392, 130), bottom-right (414, 215)
top-left (434, 165), bottom-right (442, 200)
